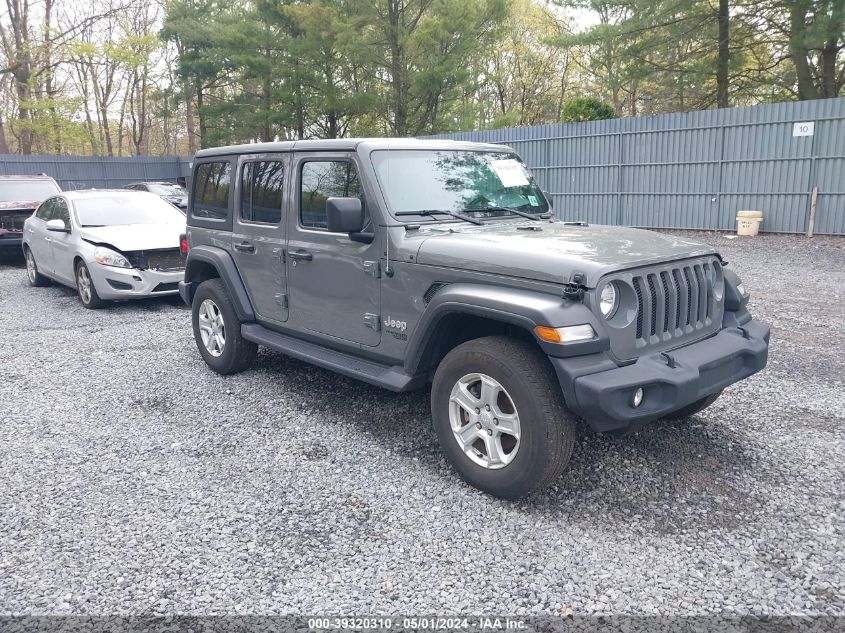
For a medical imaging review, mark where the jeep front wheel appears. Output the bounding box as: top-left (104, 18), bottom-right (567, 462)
top-left (191, 278), bottom-right (257, 375)
top-left (431, 336), bottom-right (576, 499)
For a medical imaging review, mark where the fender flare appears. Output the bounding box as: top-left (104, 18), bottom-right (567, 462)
top-left (404, 283), bottom-right (609, 375)
top-left (184, 245), bottom-right (255, 322)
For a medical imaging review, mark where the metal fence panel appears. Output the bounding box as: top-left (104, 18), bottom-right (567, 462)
top-left (0, 154), bottom-right (186, 191)
top-left (426, 97), bottom-right (845, 235)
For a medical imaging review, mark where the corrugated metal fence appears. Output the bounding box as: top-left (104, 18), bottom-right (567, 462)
top-left (427, 98), bottom-right (845, 235)
top-left (0, 154), bottom-right (189, 192)
top-left (2, 98), bottom-right (843, 233)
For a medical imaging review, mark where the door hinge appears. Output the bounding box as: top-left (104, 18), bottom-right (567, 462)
top-left (363, 260), bottom-right (381, 278)
top-left (363, 313), bottom-right (381, 330)
top-left (275, 292), bottom-right (288, 308)
top-left (272, 247), bottom-right (285, 263)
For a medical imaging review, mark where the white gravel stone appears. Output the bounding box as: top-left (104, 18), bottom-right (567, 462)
top-left (0, 232), bottom-right (843, 617)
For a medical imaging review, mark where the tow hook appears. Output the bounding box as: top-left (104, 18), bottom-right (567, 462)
top-left (562, 272), bottom-right (587, 301)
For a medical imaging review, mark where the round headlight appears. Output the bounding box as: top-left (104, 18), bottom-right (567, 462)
top-left (599, 283), bottom-right (619, 318)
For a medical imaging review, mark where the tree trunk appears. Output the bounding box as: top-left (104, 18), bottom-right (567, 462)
top-left (0, 116), bottom-right (9, 153)
top-left (185, 93), bottom-right (198, 154)
top-left (196, 87), bottom-right (207, 149)
top-left (387, 0), bottom-right (407, 136)
top-left (716, 0), bottom-right (729, 108)
top-left (790, 1), bottom-right (822, 100)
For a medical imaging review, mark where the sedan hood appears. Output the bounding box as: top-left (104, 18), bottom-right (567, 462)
top-left (0, 199), bottom-right (39, 212)
top-left (414, 222), bottom-right (718, 287)
top-left (79, 222), bottom-right (185, 252)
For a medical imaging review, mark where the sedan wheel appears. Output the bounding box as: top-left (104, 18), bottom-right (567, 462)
top-left (75, 261), bottom-right (105, 309)
top-left (24, 248), bottom-right (50, 287)
top-left (198, 298), bottom-right (226, 357)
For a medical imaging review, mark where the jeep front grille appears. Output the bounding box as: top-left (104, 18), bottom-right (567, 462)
top-left (630, 261), bottom-right (718, 342)
top-left (599, 256), bottom-right (724, 360)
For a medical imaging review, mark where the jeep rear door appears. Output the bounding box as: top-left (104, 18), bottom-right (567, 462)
top-left (285, 152), bottom-right (381, 347)
top-left (231, 154), bottom-right (289, 324)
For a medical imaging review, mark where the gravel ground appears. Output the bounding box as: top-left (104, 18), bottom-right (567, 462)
top-left (0, 232), bottom-right (843, 619)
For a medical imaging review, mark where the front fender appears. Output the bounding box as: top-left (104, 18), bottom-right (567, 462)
top-left (404, 283), bottom-right (609, 374)
top-left (183, 245), bottom-right (255, 322)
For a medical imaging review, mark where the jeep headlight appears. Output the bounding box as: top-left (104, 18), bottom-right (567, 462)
top-left (94, 246), bottom-right (131, 268)
top-left (599, 283), bottom-right (619, 318)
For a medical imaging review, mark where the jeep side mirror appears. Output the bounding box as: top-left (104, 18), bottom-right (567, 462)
top-left (326, 197), bottom-right (364, 234)
top-left (46, 219), bottom-right (69, 232)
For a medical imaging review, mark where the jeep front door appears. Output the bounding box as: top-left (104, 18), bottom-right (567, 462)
top-left (286, 154), bottom-right (381, 347)
top-left (231, 156), bottom-right (289, 323)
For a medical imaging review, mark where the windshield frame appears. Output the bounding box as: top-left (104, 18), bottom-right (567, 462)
top-left (369, 148), bottom-right (550, 224)
top-left (71, 193), bottom-right (187, 227)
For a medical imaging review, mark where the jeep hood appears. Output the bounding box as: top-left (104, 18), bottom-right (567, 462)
top-left (79, 222), bottom-right (184, 252)
top-left (414, 222), bottom-right (718, 287)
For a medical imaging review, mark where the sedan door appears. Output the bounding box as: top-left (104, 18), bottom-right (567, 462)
top-left (48, 198), bottom-right (76, 284)
top-left (26, 198), bottom-right (56, 275)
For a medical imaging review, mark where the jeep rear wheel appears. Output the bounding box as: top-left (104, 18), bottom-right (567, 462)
top-left (431, 336), bottom-right (576, 499)
top-left (192, 278), bottom-right (257, 375)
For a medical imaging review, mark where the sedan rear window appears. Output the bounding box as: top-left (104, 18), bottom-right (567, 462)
top-left (0, 180), bottom-right (61, 202)
top-left (74, 194), bottom-right (186, 227)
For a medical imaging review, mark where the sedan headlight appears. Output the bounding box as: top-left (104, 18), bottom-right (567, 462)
top-left (94, 246), bottom-right (131, 268)
top-left (599, 282), bottom-right (619, 318)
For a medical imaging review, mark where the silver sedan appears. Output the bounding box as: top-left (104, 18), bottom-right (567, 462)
top-left (22, 190), bottom-right (186, 309)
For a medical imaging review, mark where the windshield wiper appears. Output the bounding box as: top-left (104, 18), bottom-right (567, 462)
top-left (464, 205), bottom-right (551, 221)
top-left (394, 209), bottom-right (483, 226)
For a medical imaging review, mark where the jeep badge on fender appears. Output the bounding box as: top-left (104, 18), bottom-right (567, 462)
top-left (178, 138), bottom-right (769, 499)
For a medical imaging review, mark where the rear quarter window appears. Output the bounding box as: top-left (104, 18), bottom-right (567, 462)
top-left (192, 161), bottom-right (232, 224)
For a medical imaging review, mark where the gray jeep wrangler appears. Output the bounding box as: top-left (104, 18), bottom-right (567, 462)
top-left (179, 139), bottom-right (769, 498)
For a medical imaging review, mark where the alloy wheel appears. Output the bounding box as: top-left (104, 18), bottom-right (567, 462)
top-left (25, 251), bottom-right (36, 284)
top-left (77, 266), bottom-right (92, 304)
top-left (198, 298), bottom-right (226, 357)
top-left (448, 372), bottom-right (521, 470)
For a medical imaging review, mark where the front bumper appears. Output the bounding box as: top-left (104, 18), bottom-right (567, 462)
top-left (552, 319), bottom-right (770, 433)
top-left (87, 261), bottom-right (184, 300)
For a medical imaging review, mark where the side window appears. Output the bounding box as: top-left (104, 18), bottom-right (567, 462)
top-left (240, 161), bottom-right (284, 224)
top-left (300, 160), bottom-right (364, 230)
top-left (193, 161), bottom-right (232, 220)
top-left (35, 199), bottom-right (54, 220)
top-left (51, 199), bottom-right (70, 227)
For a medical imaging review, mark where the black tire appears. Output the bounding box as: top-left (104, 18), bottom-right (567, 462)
top-left (431, 336), bottom-right (576, 499)
top-left (667, 390), bottom-right (723, 420)
top-left (23, 246), bottom-right (51, 287)
top-left (191, 278), bottom-right (257, 375)
top-left (75, 261), bottom-right (105, 309)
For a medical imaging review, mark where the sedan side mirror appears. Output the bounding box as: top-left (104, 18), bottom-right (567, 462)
top-left (46, 219), bottom-right (69, 232)
top-left (326, 197), bottom-right (364, 234)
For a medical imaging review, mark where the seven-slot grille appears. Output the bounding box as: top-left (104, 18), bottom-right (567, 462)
top-left (630, 260), bottom-right (719, 342)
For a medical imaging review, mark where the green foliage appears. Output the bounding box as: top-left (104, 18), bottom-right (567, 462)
top-left (561, 97), bottom-right (616, 122)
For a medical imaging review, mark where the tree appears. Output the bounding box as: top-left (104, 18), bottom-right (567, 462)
top-left (561, 96), bottom-right (616, 121)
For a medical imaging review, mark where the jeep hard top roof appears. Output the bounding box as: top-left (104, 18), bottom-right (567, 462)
top-left (194, 138), bottom-right (513, 159)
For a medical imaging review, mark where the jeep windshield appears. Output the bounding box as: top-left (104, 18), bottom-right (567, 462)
top-left (370, 149), bottom-right (550, 223)
top-left (0, 180), bottom-right (61, 202)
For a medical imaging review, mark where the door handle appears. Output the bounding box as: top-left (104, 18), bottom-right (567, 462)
top-left (288, 250), bottom-right (313, 262)
top-left (233, 241), bottom-right (255, 253)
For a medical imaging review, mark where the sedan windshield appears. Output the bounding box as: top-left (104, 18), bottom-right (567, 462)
top-left (74, 194), bottom-right (186, 227)
top-left (371, 150), bottom-right (549, 221)
top-left (147, 183), bottom-right (186, 196)
top-left (0, 180), bottom-right (61, 202)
